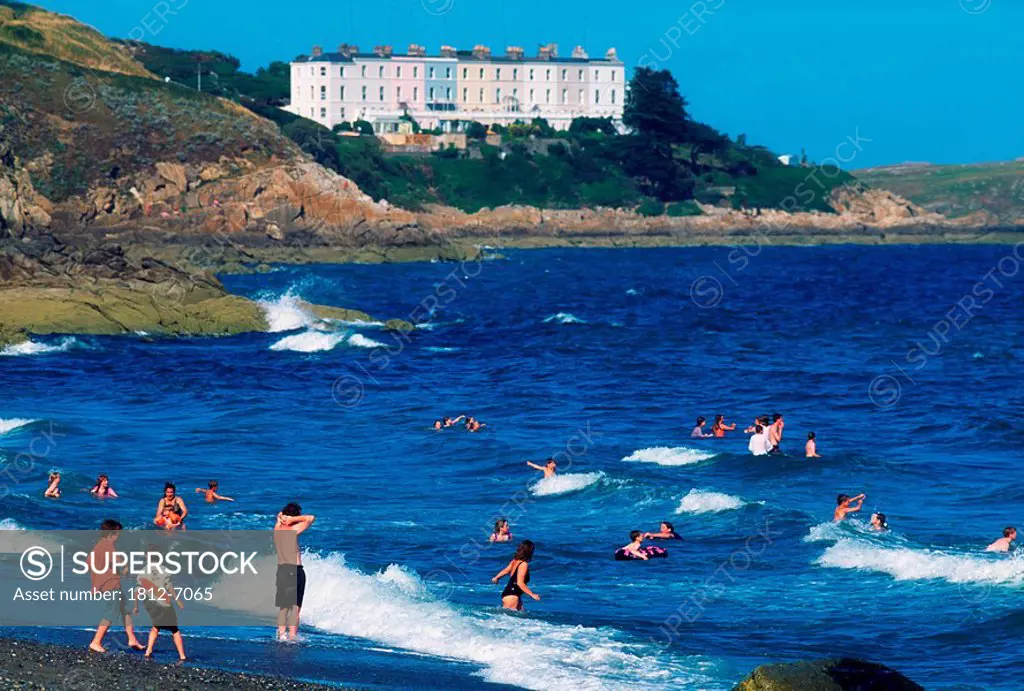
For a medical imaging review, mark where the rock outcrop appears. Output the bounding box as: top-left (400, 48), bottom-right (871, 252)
top-left (735, 658), bottom-right (923, 691)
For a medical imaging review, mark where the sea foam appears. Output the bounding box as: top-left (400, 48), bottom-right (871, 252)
top-left (530, 472), bottom-right (604, 497)
top-left (543, 312), bottom-right (586, 325)
top-left (1, 337), bottom-right (80, 357)
top-left (270, 330), bottom-right (346, 353)
top-left (257, 292), bottom-right (316, 332)
top-left (622, 446), bottom-right (716, 466)
top-left (0, 418), bottom-right (36, 435)
top-left (211, 552), bottom-right (721, 690)
top-left (675, 489), bottom-right (756, 514)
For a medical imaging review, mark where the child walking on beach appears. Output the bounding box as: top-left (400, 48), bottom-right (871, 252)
top-left (135, 550), bottom-right (186, 660)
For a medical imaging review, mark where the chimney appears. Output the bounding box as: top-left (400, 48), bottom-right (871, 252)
top-left (506, 46), bottom-right (524, 60)
top-left (546, 42), bottom-right (558, 58)
top-left (605, 47), bottom-right (619, 61)
top-left (571, 45), bottom-right (588, 59)
top-left (311, 45), bottom-right (323, 58)
top-left (439, 45), bottom-right (457, 58)
top-left (407, 43), bottom-right (426, 57)
top-left (472, 44), bottom-right (491, 60)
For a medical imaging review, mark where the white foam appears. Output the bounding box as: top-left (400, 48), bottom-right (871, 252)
top-left (544, 312), bottom-right (586, 325)
top-left (622, 447), bottom-right (716, 466)
top-left (270, 330), bottom-right (346, 353)
top-left (213, 552), bottom-right (721, 689)
top-left (0, 418), bottom-right (36, 435)
top-left (348, 334), bottom-right (385, 349)
top-left (530, 472), bottom-right (604, 497)
top-left (675, 489), bottom-right (756, 514)
top-left (0, 519), bottom-right (25, 530)
top-left (1, 337), bottom-right (80, 357)
top-left (424, 346), bottom-right (460, 353)
top-left (626, 288), bottom-right (640, 296)
top-left (257, 292), bottom-right (316, 332)
top-left (817, 539), bottom-right (1024, 586)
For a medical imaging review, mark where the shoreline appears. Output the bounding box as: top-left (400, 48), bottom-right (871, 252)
top-left (0, 637), bottom-right (340, 690)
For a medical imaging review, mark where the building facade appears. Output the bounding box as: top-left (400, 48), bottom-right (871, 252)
top-left (286, 43), bottom-right (625, 133)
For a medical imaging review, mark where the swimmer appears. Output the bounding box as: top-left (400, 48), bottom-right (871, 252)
top-left (465, 416), bottom-right (486, 432)
top-left (986, 526), bottom-right (1017, 553)
top-left (748, 424), bottom-right (772, 456)
top-left (644, 522), bottom-right (682, 540)
top-left (492, 540), bottom-right (540, 610)
top-left (711, 415), bottom-right (736, 438)
top-left (155, 482), bottom-right (188, 528)
top-left (44, 472), bottom-right (61, 498)
top-left (433, 415), bottom-right (465, 430)
top-left (768, 413), bottom-right (784, 454)
top-left (90, 474), bottom-right (118, 498)
top-left (691, 416), bottom-right (713, 438)
top-left (527, 458), bottom-right (557, 478)
top-left (620, 531), bottom-right (650, 560)
top-left (805, 432), bottom-right (821, 458)
top-left (195, 480), bottom-right (234, 503)
top-left (489, 518), bottom-right (512, 542)
top-left (834, 493), bottom-right (865, 522)
top-left (745, 415), bottom-right (771, 434)
top-left (870, 513), bottom-right (888, 531)
top-left (154, 505), bottom-right (183, 531)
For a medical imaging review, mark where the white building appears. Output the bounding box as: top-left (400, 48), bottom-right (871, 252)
top-left (286, 43), bottom-right (625, 133)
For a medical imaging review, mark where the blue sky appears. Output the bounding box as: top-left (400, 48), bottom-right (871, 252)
top-left (35, 0), bottom-right (1023, 168)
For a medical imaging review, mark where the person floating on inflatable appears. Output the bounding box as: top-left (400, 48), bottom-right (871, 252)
top-left (615, 531), bottom-right (668, 560)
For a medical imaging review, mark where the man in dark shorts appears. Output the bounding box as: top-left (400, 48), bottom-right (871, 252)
top-left (274, 502), bottom-right (316, 641)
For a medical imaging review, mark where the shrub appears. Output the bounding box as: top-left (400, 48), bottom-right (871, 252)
top-left (636, 198), bottom-right (665, 216)
top-left (666, 200), bottom-right (703, 217)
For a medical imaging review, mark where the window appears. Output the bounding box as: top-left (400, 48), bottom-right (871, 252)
top-left (479, 87), bottom-right (484, 102)
top-left (340, 66), bottom-right (345, 77)
top-left (513, 88), bottom-right (518, 99)
top-left (462, 67), bottom-right (468, 79)
top-left (414, 66), bottom-right (419, 78)
top-left (479, 68), bottom-right (484, 79)
top-left (429, 87), bottom-right (435, 100)
top-left (595, 89), bottom-right (600, 104)
top-left (320, 85), bottom-right (326, 100)
top-left (362, 86), bottom-right (367, 101)
top-left (378, 66), bottom-right (384, 78)
top-left (595, 70), bottom-right (600, 81)
top-left (529, 69), bottom-right (534, 80)
top-left (546, 69), bottom-right (551, 81)
top-left (309, 107), bottom-right (313, 116)
top-left (320, 107), bottom-right (326, 117)
top-left (561, 88), bottom-right (567, 103)
top-left (429, 66), bottom-right (435, 78)
top-left (361, 65), bottom-right (366, 77)
top-left (496, 68), bottom-right (501, 80)
top-left (496, 88), bottom-right (501, 103)
top-left (578, 89), bottom-right (584, 103)
top-left (309, 85), bottom-right (313, 99)
top-left (309, 66), bottom-right (313, 75)
top-left (545, 88), bottom-right (551, 104)
top-left (397, 66), bottom-right (402, 78)
top-left (612, 71), bottom-right (616, 81)
top-left (445, 67), bottom-right (452, 79)
top-left (414, 86), bottom-right (419, 100)
top-left (611, 89), bottom-right (616, 104)
top-left (340, 107), bottom-right (346, 118)
top-left (320, 66), bottom-right (326, 76)
top-left (513, 68), bottom-right (518, 80)
top-left (463, 87), bottom-right (468, 102)
top-left (529, 89), bottom-right (534, 102)
top-left (379, 86), bottom-right (384, 101)
top-left (561, 68), bottom-right (567, 79)
top-left (445, 87), bottom-right (451, 100)
top-left (397, 86), bottom-right (402, 100)
top-left (578, 69), bottom-right (584, 80)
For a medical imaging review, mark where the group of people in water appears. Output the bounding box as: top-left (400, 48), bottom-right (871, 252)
top-left (432, 414), bottom-right (487, 432)
top-left (691, 412), bottom-right (820, 458)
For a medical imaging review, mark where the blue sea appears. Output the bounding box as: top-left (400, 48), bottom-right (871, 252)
top-left (2, 245), bottom-right (1023, 689)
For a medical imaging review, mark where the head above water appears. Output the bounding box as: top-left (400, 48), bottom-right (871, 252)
top-left (513, 539), bottom-right (535, 562)
top-left (755, 424), bottom-right (764, 434)
top-left (99, 518), bottom-right (122, 534)
top-left (95, 474), bottom-right (109, 486)
top-left (494, 518), bottom-right (509, 534)
top-left (546, 458), bottom-right (556, 467)
top-left (1004, 526), bottom-right (1017, 539)
top-left (714, 415), bottom-right (724, 424)
top-left (696, 416), bottom-right (706, 426)
top-left (208, 480), bottom-right (218, 489)
top-left (871, 513), bottom-right (888, 530)
top-left (281, 502), bottom-right (302, 517)
top-left (164, 482), bottom-right (176, 497)
top-left (808, 432), bottom-right (816, 440)
top-left (837, 494), bottom-right (850, 506)
top-left (773, 413), bottom-right (783, 422)
top-left (661, 521), bottom-right (674, 533)
top-left (630, 530), bottom-right (643, 542)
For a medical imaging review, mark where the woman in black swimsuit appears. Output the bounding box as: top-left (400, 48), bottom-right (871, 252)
top-left (491, 540), bottom-right (540, 610)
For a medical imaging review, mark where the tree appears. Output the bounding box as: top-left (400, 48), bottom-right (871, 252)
top-left (623, 67), bottom-right (689, 144)
top-left (682, 121), bottom-right (729, 172)
top-left (353, 120), bottom-right (374, 136)
top-left (466, 121), bottom-right (488, 139)
top-left (569, 117), bottom-right (616, 136)
top-left (399, 113), bottom-right (421, 133)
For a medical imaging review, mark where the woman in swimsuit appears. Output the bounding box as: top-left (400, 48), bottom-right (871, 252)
top-left (711, 415), bottom-right (736, 438)
top-left (155, 482), bottom-right (188, 528)
top-left (90, 474), bottom-right (118, 498)
top-left (644, 522), bottom-right (682, 540)
top-left (491, 540), bottom-right (539, 610)
top-left (489, 518), bottom-right (512, 542)
top-left (44, 472), bottom-right (61, 498)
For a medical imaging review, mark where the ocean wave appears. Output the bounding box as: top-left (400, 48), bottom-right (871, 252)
top-left (270, 330), bottom-right (346, 353)
top-left (530, 472), bottom-right (605, 497)
top-left (543, 312), bottom-right (586, 325)
top-left (424, 346), bottom-right (461, 353)
top-left (0, 518), bottom-right (25, 530)
top-left (817, 539), bottom-right (1024, 586)
top-left (348, 334), bottom-right (386, 349)
top-left (257, 291), bottom-right (316, 333)
top-left (212, 552), bottom-right (720, 689)
top-left (675, 489), bottom-right (758, 514)
top-left (1, 337), bottom-right (81, 357)
top-left (622, 446), bottom-right (716, 466)
top-left (0, 418), bottom-right (36, 435)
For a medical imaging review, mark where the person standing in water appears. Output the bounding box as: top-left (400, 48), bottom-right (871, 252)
top-left (527, 458), bottom-right (557, 477)
top-left (492, 540), bottom-right (540, 610)
top-left (490, 518), bottom-right (512, 542)
top-left (711, 415), bottom-right (736, 438)
top-left (768, 413), bottom-right (785, 454)
top-left (644, 522), bottom-right (682, 540)
top-left (274, 503), bottom-right (316, 641)
top-left (155, 483), bottom-right (187, 528)
top-left (870, 513), bottom-right (889, 531)
top-left (986, 526), bottom-right (1017, 552)
top-left (748, 425), bottom-right (772, 456)
top-left (44, 472), bottom-right (61, 498)
top-left (90, 474), bottom-right (118, 498)
top-left (691, 417), bottom-right (713, 439)
top-left (805, 432), bottom-right (821, 458)
top-left (834, 493), bottom-right (866, 521)
top-left (195, 481), bottom-right (234, 503)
